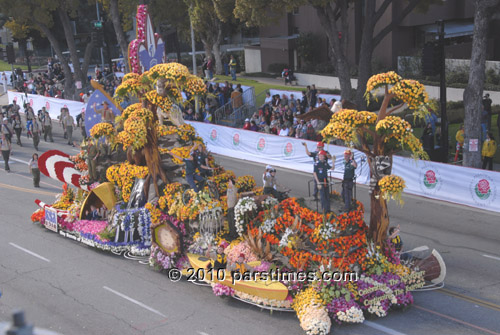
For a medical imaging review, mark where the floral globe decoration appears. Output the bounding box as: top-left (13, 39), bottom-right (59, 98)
top-left (378, 175), bottom-right (406, 204)
top-left (89, 123), bottom-right (115, 139)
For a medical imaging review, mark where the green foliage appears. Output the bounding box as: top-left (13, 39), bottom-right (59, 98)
top-left (414, 0), bottom-right (445, 13)
top-left (296, 32), bottom-right (320, 66)
top-left (4, 20), bottom-right (31, 40)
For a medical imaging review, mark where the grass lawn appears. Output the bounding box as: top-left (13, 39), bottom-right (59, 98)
top-left (214, 75), bottom-right (304, 106)
top-left (0, 60), bottom-right (40, 71)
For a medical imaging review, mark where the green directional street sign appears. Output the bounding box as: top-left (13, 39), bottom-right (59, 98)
top-left (92, 20), bottom-right (103, 29)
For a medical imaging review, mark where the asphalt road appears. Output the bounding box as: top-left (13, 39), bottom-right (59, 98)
top-left (0, 121), bottom-right (499, 335)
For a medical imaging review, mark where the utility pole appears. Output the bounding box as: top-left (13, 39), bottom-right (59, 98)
top-left (437, 20), bottom-right (448, 163)
top-left (189, 9), bottom-right (199, 113)
top-left (190, 15), bottom-right (197, 76)
top-left (96, 2), bottom-right (105, 71)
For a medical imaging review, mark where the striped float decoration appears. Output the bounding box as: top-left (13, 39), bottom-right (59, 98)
top-left (38, 150), bottom-right (89, 191)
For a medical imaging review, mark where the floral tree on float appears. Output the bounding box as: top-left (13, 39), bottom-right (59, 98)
top-left (321, 72), bottom-right (429, 246)
top-left (102, 63), bottom-right (206, 197)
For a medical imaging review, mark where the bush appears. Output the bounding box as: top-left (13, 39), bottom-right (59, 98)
top-left (314, 62), bottom-right (335, 75)
top-left (486, 68), bottom-right (500, 86)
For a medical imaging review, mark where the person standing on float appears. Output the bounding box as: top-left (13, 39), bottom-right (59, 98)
top-left (314, 150), bottom-right (332, 214)
top-left (302, 141), bottom-right (334, 200)
top-left (342, 149), bottom-right (357, 212)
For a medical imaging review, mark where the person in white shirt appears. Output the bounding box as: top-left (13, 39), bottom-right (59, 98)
top-left (331, 100), bottom-right (342, 113)
top-left (1, 134), bottom-right (11, 172)
top-left (1, 72), bottom-right (8, 93)
top-left (263, 92), bottom-right (272, 106)
top-left (278, 124), bottom-right (289, 136)
top-left (63, 110), bottom-right (75, 146)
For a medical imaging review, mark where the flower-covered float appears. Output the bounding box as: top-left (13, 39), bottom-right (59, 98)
top-left (29, 7), bottom-right (446, 334)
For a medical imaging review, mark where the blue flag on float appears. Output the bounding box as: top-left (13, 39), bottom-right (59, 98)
top-left (84, 85), bottom-right (122, 137)
top-left (138, 15), bottom-right (165, 71)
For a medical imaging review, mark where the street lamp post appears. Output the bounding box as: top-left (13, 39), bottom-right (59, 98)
top-left (437, 20), bottom-right (448, 162)
top-left (96, 2), bottom-right (105, 71)
top-left (189, 10), bottom-right (199, 113)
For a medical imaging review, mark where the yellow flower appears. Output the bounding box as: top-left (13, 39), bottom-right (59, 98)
top-left (89, 122), bottom-right (115, 139)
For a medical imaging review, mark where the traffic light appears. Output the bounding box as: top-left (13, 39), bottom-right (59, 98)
top-left (6, 44), bottom-right (15, 64)
top-left (422, 43), bottom-right (442, 76)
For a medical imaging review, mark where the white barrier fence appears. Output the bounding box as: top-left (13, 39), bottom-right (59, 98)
top-left (189, 121), bottom-right (500, 213)
top-left (8, 91), bottom-right (86, 120)
top-left (7, 91), bottom-right (499, 213)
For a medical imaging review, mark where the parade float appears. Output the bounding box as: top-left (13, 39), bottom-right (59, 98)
top-left (29, 6), bottom-right (446, 334)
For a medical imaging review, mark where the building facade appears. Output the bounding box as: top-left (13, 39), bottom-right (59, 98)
top-left (245, 0), bottom-right (500, 74)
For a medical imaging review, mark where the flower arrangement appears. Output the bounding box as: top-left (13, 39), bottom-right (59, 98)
top-left (31, 209), bottom-right (45, 223)
top-left (234, 197), bottom-right (258, 236)
top-left (149, 244), bottom-right (177, 270)
top-left (390, 79), bottom-right (429, 110)
top-left (106, 162), bottom-right (149, 202)
top-left (148, 63), bottom-right (190, 82)
top-left (72, 220), bottom-right (108, 241)
top-left (145, 202), bottom-right (162, 225)
top-left (224, 240), bottom-right (258, 263)
top-left (120, 116), bottom-right (147, 151)
top-left (235, 175), bottom-right (256, 193)
top-left (156, 124), bottom-right (172, 137)
top-left (52, 184), bottom-right (75, 210)
top-left (292, 287), bottom-right (331, 335)
top-left (234, 290), bottom-right (293, 309)
top-left (212, 283), bottom-right (235, 297)
top-left (144, 90), bottom-right (173, 112)
top-left (365, 71), bottom-right (402, 95)
top-left (89, 123), bottom-right (115, 139)
top-left (209, 170), bottom-right (236, 195)
top-left (378, 175), bottom-right (406, 204)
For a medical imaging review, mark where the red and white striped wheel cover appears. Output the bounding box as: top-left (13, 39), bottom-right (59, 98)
top-left (38, 150), bottom-right (89, 191)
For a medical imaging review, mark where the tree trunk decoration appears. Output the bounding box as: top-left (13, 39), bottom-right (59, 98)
top-left (90, 63), bottom-right (206, 203)
top-left (321, 72), bottom-right (430, 246)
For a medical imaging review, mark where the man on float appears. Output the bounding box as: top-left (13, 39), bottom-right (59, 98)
top-left (342, 149), bottom-right (357, 212)
top-left (93, 101), bottom-right (115, 124)
top-left (302, 141), bottom-right (334, 200)
top-left (169, 143), bottom-right (212, 192)
top-left (313, 150), bottom-right (333, 214)
top-left (195, 145), bottom-right (211, 178)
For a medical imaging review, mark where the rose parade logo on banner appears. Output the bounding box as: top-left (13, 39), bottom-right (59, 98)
top-left (30, 98), bottom-right (34, 106)
top-left (45, 101), bottom-right (50, 110)
top-left (210, 128), bottom-right (218, 142)
top-left (282, 142), bottom-right (294, 158)
top-left (232, 132), bottom-right (240, 147)
top-left (256, 137), bottom-right (267, 152)
top-left (419, 165), bottom-right (442, 194)
top-left (469, 174), bottom-right (496, 206)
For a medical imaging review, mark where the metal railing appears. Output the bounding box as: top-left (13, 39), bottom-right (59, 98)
top-left (212, 86), bottom-right (257, 127)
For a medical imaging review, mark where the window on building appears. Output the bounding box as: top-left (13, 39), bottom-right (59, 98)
top-left (292, 7), bottom-right (299, 15)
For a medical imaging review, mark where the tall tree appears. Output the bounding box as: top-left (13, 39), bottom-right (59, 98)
top-left (4, 20), bottom-right (33, 71)
top-left (322, 72), bottom-right (429, 245)
top-left (99, 0), bottom-right (136, 73)
top-left (150, 0), bottom-right (190, 63)
top-left (187, 0), bottom-right (224, 75)
top-left (463, 0), bottom-right (500, 168)
top-left (0, 0), bottom-right (95, 99)
top-left (234, 0), bottom-right (441, 105)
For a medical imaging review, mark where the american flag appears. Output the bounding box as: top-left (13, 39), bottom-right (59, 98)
top-left (84, 90), bottom-right (121, 137)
